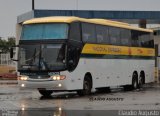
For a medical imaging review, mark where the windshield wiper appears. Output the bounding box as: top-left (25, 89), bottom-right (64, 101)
top-left (29, 48), bottom-right (37, 65)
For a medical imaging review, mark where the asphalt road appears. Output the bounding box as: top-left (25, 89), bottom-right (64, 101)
top-left (0, 83), bottom-right (160, 116)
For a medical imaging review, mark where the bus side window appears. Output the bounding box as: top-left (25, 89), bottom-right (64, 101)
top-left (96, 25), bottom-right (109, 44)
top-left (108, 27), bottom-right (121, 45)
top-left (69, 22), bottom-right (81, 41)
top-left (139, 32), bottom-right (154, 48)
top-left (82, 23), bottom-right (96, 43)
top-left (120, 29), bottom-right (131, 46)
top-left (67, 45), bottom-right (81, 71)
top-left (131, 30), bottom-right (140, 47)
top-left (149, 34), bottom-right (154, 48)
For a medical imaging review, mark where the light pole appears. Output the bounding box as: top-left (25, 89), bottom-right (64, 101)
top-left (76, 0), bottom-right (78, 10)
top-left (32, 0), bottom-right (35, 10)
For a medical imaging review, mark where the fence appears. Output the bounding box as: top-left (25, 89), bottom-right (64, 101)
top-left (0, 53), bottom-right (16, 66)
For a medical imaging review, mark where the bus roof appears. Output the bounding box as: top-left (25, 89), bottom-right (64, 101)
top-left (23, 16), bottom-right (153, 33)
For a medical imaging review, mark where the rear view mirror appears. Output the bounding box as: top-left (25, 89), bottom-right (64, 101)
top-left (10, 45), bottom-right (19, 61)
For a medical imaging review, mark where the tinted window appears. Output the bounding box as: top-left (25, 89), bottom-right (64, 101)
top-left (109, 27), bottom-right (121, 45)
top-left (149, 34), bottom-right (154, 48)
top-left (21, 24), bottom-right (68, 40)
top-left (69, 22), bottom-right (81, 41)
top-left (154, 30), bottom-right (160, 35)
top-left (96, 25), bottom-right (109, 44)
top-left (131, 30), bottom-right (140, 47)
top-left (131, 30), bottom-right (154, 48)
top-left (67, 45), bottom-right (81, 71)
top-left (139, 32), bottom-right (154, 48)
top-left (82, 23), bottom-right (96, 43)
top-left (120, 29), bottom-right (131, 46)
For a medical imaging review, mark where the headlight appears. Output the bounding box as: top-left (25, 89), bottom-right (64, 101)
top-left (51, 75), bottom-right (66, 80)
top-left (18, 75), bottom-right (28, 81)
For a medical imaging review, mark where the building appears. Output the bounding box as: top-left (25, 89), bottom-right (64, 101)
top-left (18, 10), bottom-right (160, 28)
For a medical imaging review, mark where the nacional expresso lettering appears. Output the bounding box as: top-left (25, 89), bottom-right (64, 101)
top-left (93, 46), bottom-right (121, 53)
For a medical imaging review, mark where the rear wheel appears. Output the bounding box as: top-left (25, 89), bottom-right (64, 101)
top-left (77, 76), bottom-right (92, 96)
top-left (138, 72), bottom-right (145, 88)
top-left (38, 90), bottom-right (53, 97)
top-left (132, 73), bottom-right (138, 90)
top-left (123, 72), bottom-right (138, 91)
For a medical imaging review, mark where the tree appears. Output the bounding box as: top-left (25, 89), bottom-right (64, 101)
top-left (0, 37), bottom-right (15, 54)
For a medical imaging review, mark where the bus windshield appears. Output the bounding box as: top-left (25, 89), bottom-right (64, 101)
top-left (21, 23), bottom-right (68, 40)
top-left (18, 44), bottom-right (66, 71)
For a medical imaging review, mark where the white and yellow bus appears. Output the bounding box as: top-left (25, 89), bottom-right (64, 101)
top-left (11, 16), bottom-right (155, 96)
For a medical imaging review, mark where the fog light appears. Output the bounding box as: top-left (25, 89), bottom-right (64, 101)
top-left (22, 107), bottom-right (25, 111)
top-left (21, 84), bottom-right (25, 87)
top-left (58, 83), bottom-right (62, 87)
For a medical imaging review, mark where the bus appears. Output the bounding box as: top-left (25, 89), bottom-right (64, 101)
top-left (10, 16), bottom-right (155, 96)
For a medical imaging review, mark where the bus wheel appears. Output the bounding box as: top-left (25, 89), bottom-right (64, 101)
top-left (38, 90), bottom-right (53, 97)
top-left (77, 76), bottom-right (92, 96)
top-left (132, 73), bottom-right (138, 90)
top-left (138, 72), bottom-right (145, 88)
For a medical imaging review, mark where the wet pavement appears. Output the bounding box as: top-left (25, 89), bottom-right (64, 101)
top-left (0, 83), bottom-right (160, 116)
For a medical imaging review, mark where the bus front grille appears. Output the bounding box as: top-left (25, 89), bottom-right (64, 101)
top-left (29, 75), bottom-right (50, 79)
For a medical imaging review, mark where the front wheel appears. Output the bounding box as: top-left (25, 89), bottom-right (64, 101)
top-left (38, 90), bottom-right (53, 97)
top-left (77, 77), bottom-right (92, 96)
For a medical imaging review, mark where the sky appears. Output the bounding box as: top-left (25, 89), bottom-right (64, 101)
top-left (1, 0), bottom-right (160, 38)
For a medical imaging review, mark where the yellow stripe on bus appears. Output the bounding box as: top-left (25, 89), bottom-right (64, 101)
top-left (82, 44), bottom-right (155, 57)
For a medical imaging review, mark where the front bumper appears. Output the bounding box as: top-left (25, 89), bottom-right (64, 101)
top-left (18, 79), bottom-right (67, 90)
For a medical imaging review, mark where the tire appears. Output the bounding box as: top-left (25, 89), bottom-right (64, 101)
top-left (132, 73), bottom-right (138, 90)
top-left (77, 76), bottom-right (92, 96)
top-left (123, 73), bottom-right (138, 91)
top-left (138, 73), bottom-right (145, 88)
top-left (38, 90), bottom-right (53, 97)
